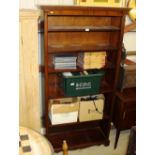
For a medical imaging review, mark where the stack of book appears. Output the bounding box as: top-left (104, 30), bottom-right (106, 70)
top-left (53, 54), bottom-right (77, 69)
top-left (77, 51), bottom-right (107, 69)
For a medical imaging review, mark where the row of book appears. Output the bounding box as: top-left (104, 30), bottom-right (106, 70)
top-left (53, 54), bottom-right (77, 69)
top-left (52, 52), bottom-right (107, 69)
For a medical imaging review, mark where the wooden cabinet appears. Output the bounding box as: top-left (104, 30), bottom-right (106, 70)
top-left (113, 87), bottom-right (136, 149)
top-left (40, 5), bottom-right (129, 152)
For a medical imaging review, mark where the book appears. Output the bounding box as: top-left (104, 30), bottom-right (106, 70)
top-left (53, 54), bottom-right (77, 63)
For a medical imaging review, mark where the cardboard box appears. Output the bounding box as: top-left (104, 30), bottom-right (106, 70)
top-left (79, 94), bottom-right (105, 122)
top-left (49, 98), bottom-right (79, 125)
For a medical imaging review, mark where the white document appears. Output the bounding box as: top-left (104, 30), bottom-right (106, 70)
top-left (50, 112), bottom-right (78, 125)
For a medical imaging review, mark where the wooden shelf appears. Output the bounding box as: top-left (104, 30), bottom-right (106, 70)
top-left (48, 43), bottom-right (118, 53)
top-left (38, 59), bottom-right (114, 73)
top-left (47, 126), bottom-right (109, 152)
top-left (48, 66), bottom-right (81, 73)
top-left (47, 80), bottom-right (113, 99)
top-left (48, 89), bottom-right (113, 99)
top-left (48, 25), bottom-right (120, 32)
top-left (47, 61), bottom-right (114, 73)
top-left (48, 115), bottom-right (110, 127)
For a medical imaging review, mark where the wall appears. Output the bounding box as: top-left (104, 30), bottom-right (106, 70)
top-left (19, 0), bottom-right (37, 9)
top-left (37, 0), bottom-right (74, 5)
top-left (19, 0), bottom-right (74, 9)
top-left (124, 15), bottom-right (136, 52)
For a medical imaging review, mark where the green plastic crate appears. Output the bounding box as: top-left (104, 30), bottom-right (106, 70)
top-left (62, 70), bottom-right (105, 96)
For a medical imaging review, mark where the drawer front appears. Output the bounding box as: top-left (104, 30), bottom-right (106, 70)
top-left (121, 109), bottom-right (136, 129)
top-left (124, 101), bottom-right (136, 110)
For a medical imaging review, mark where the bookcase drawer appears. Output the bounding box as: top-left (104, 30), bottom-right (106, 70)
top-left (124, 101), bottom-right (136, 110)
top-left (121, 109), bottom-right (136, 129)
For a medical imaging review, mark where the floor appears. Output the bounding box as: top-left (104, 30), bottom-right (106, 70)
top-left (55, 128), bottom-right (130, 155)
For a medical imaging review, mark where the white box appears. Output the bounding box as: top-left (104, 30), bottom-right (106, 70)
top-left (49, 98), bottom-right (79, 125)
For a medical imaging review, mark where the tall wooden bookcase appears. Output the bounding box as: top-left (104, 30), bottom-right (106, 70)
top-left (40, 5), bottom-right (129, 152)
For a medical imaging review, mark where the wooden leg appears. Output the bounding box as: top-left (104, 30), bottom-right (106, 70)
top-left (114, 129), bottom-right (120, 149)
top-left (62, 140), bottom-right (68, 155)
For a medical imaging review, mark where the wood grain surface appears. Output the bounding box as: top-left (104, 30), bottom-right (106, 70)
top-left (19, 10), bottom-right (41, 132)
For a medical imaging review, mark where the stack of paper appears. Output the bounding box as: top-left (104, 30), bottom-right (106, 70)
top-left (77, 52), bottom-right (107, 69)
top-left (53, 54), bottom-right (77, 69)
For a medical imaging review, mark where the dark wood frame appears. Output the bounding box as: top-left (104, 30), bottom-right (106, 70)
top-left (40, 5), bottom-right (130, 152)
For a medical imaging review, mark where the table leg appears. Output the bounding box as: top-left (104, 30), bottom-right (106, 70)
top-left (114, 129), bottom-right (120, 149)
